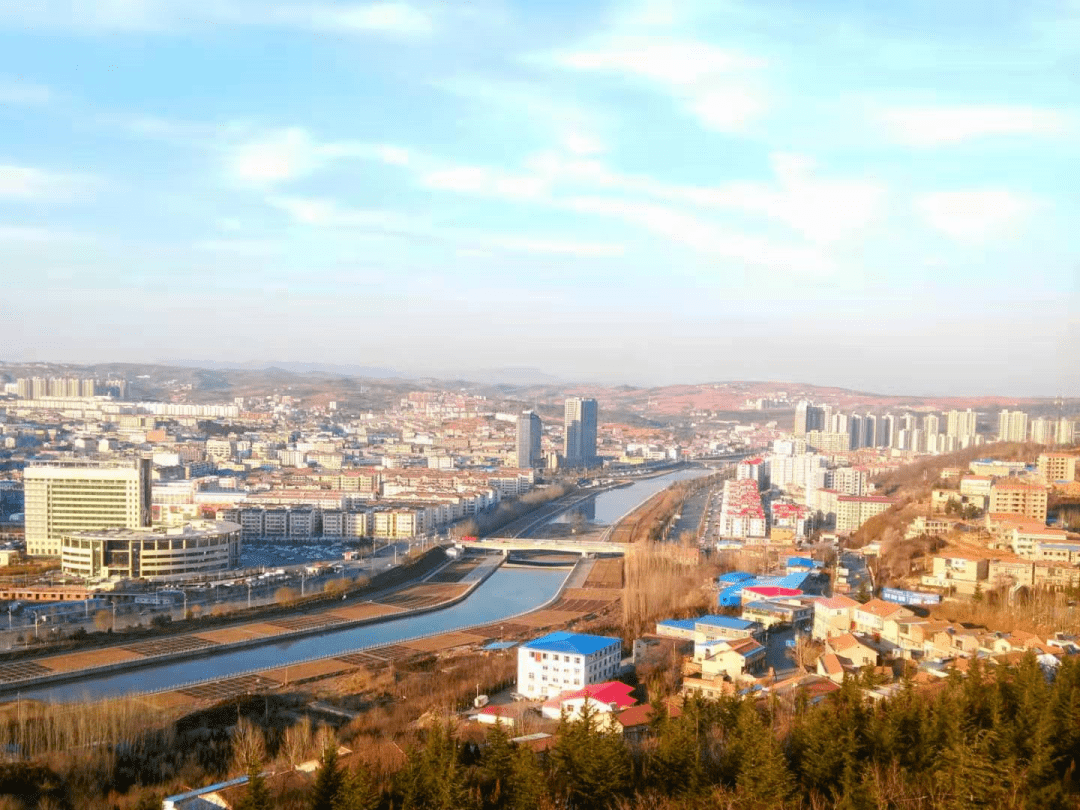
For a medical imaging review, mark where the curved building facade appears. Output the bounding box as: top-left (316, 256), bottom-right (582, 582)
top-left (61, 520), bottom-right (242, 581)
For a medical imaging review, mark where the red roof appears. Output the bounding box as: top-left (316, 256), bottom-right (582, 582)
top-left (542, 681), bottom-right (636, 711)
top-left (743, 586), bottom-right (802, 598)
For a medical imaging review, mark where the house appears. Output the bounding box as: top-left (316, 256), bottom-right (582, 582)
top-left (741, 598), bottom-right (813, 629)
top-left (163, 777), bottom-right (251, 810)
top-left (632, 634), bottom-right (695, 668)
top-left (826, 633), bottom-right (878, 667)
top-left (517, 631), bottom-right (622, 699)
top-left (475, 705), bottom-right (516, 728)
top-left (615, 699), bottom-right (683, 741)
top-left (812, 594), bottom-right (859, 640)
top-left (852, 599), bottom-right (914, 645)
top-left (696, 636), bottom-right (767, 680)
top-left (540, 681), bottom-right (636, 725)
top-left (817, 652), bottom-right (855, 683)
top-left (654, 614), bottom-right (764, 642)
top-left (921, 554), bottom-right (990, 595)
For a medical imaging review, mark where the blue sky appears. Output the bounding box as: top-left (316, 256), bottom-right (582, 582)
top-left (1, 0), bottom-right (1077, 395)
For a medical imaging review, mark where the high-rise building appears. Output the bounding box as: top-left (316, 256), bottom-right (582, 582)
top-left (945, 409), bottom-right (978, 443)
top-left (516, 411), bottom-right (543, 468)
top-left (31, 377), bottom-right (47, 399)
top-left (24, 457), bottom-right (152, 557)
top-left (862, 415), bottom-right (877, 449)
top-left (848, 414), bottom-right (863, 450)
top-left (879, 414), bottom-right (894, 448)
top-left (794, 401), bottom-right (828, 436)
top-left (564, 397), bottom-right (598, 467)
top-left (998, 410), bottom-right (1029, 443)
top-left (80, 378), bottom-right (96, 398)
top-left (15, 378), bottom-right (30, 399)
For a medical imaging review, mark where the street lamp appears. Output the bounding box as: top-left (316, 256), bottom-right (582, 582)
top-left (247, 581), bottom-right (252, 610)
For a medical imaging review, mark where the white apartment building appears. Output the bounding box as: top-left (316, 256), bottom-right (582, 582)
top-left (517, 631), bottom-right (622, 700)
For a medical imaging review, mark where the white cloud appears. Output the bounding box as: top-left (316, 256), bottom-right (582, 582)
top-left (556, 36), bottom-right (763, 86)
top-left (566, 196), bottom-right (830, 272)
top-left (916, 189), bottom-right (1037, 242)
top-left (0, 164), bottom-right (97, 200)
top-left (0, 0), bottom-right (434, 38)
top-left (226, 128), bottom-right (323, 186)
top-left (0, 77), bottom-right (52, 104)
top-left (224, 127), bottom-right (412, 187)
top-left (419, 165), bottom-right (548, 200)
top-left (477, 234), bottom-right (623, 258)
top-left (549, 35), bottom-right (769, 133)
top-left (267, 195), bottom-right (408, 229)
top-left (435, 75), bottom-right (608, 160)
top-left (881, 105), bottom-right (1071, 146)
top-left (194, 238), bottom-right (277, 255)
top-left (267, 193), bottom-right (622, 258)
top-left (296, 2), bottom-right (433, 36)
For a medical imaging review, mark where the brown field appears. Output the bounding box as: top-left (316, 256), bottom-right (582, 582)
top-left (32, 647), bottom-right (145, 673)
top-left (583, 557), bottom-right (624, 588)
top-left (327, 602), bottom-right (403, 621)
top-left (401, 632), bottom-right (482, 652)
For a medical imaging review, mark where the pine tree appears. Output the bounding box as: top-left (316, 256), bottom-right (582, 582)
top-left (309, 740), bottom-right (344, 810)
top-left (398, 720), bottom-right (468, 810)
top-left (650, 712), bottom-right (704, 796)
top-left (334, 762), bottom-right (380, 810)
top-left (508, 745), bottom-right (546, 810)
top-left (725, 700), bottom-right (793, 809)
top-left (551, 701), bottom-right (631, 809)
top-left (234, 762), bottom-right (273, 810)
top-left (481, 722), bottom-right (515, 808)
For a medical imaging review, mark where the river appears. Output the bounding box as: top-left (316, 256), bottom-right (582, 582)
top-left (15, 566), bottom-right (568, 704)
top-left (15, 468), bottom-right (706, 703)
top-left (541, 468), bottom-right (712, 529)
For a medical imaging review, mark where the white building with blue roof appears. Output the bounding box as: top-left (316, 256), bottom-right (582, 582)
top-left (517, 631), bottom-right (622, 699)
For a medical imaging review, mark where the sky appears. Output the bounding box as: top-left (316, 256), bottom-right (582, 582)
top-left (0, 0), bottom-right (1077, 395)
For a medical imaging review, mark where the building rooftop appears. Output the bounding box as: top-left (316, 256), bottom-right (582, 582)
top-left (524, 631), bottom-right (620, 656)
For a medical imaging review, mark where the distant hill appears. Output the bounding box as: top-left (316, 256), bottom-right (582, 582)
top-left (0, 360), bottom-right (1069, 421)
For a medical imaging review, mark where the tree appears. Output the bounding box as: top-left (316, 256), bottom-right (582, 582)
top-left (333, 762), bottom-right (380, 810)
top-left (551, 702), bottom-right (631, 809)
top-left (235, 762), bottom-right (273, 810)
top-left (283, 716), bottom-right (314, 770)
top-left (309, 738), bottom-right (344, 810)
top-left (397, 720), bottom-right (467, 810)
top-left (93, 609), bottom-right (113, 632)
top-left (276, 586), bottom-right (299, 605)
top-left (508, 745), bottom-right (546, 810)
top-left (231, 717), bottom-right (267, 776)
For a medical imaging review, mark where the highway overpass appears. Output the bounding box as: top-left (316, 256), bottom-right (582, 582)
top-left (455, 538), bottom-right (625, 556)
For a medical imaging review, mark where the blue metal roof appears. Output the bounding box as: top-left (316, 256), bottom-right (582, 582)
top-left (657, 618), bottom-right (698, 632)
top-left (524, 631), bottom-right (620, 656)
top-left (786, 556), bottom-right (822, 568)
top-left (717, 570), bottom-right (758, 584)
top-left (696, 614), bottom-right (756, 630)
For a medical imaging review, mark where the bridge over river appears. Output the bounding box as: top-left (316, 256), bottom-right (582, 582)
top-left (457, 538), bottom-right (626, 556)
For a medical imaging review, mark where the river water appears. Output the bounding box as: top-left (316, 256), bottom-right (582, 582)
top-left (15, 468), bottom-right (706, 704)
top-left (544, 468), bottom-right (711, 528)
top-left (16, 567), bottom-right (568, 704)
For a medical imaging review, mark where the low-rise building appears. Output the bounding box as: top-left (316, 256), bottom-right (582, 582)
top-left (517, 631), bottom-right (622, 700)
top-left (921, 554), bottom-right (989, 595)
top-left (989, 482), bottom-right (1048, 522)
top-left (836, 495), bottom-right (894, 533)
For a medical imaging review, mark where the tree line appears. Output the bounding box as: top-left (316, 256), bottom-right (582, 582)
top-left (225, 653), bottom-right (1080, 810)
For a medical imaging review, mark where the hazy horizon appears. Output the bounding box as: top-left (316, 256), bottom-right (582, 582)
top-left (2, 0), bottom-right (1077, 396)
